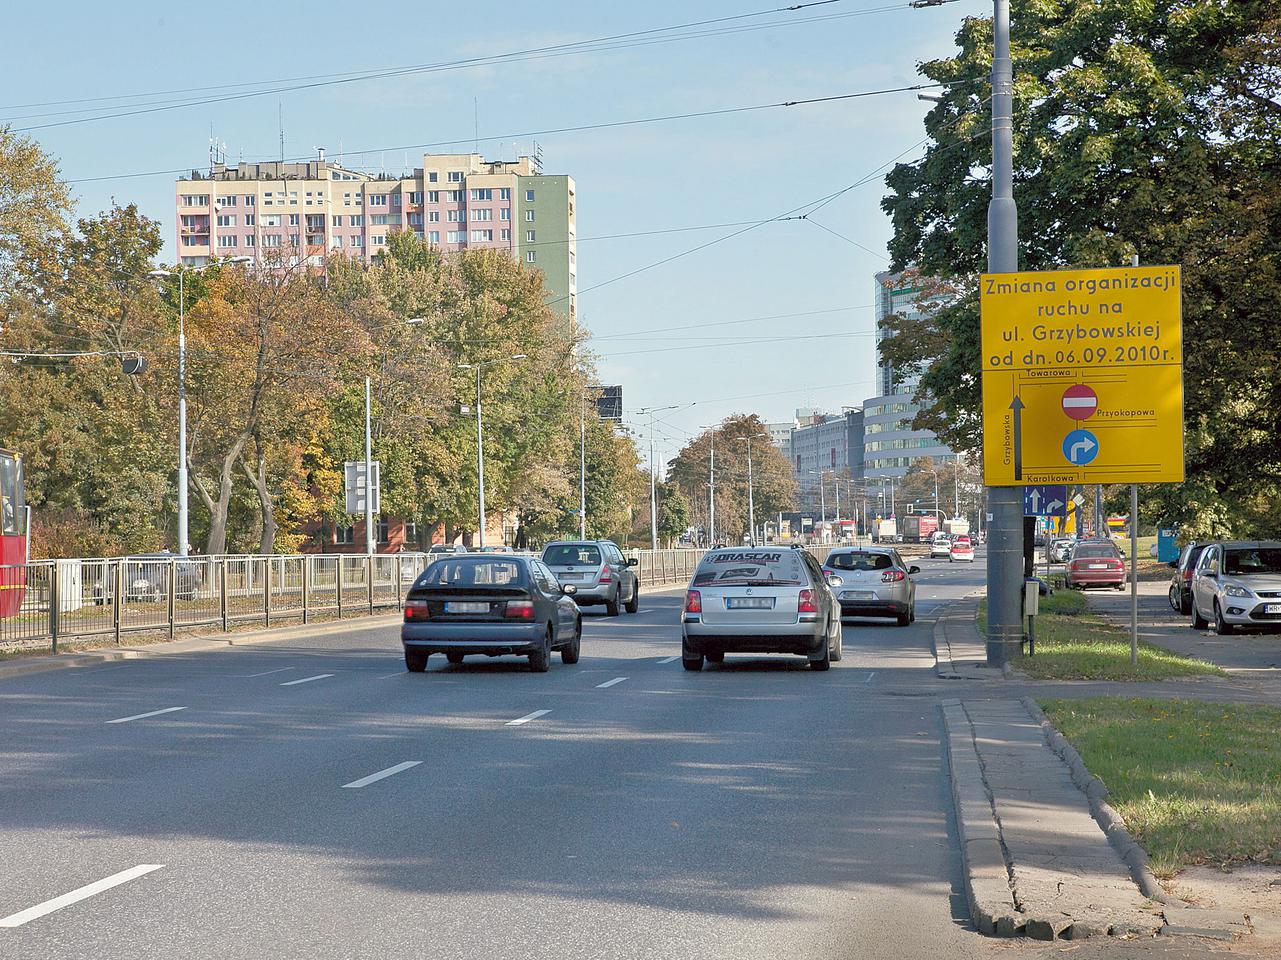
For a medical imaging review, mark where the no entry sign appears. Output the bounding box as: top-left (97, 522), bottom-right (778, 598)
top-left (1061, 384), bottom-right (1098, 421)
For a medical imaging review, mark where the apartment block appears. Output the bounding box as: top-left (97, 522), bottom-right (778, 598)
top-left (174, 152), bottom-right (578, 323)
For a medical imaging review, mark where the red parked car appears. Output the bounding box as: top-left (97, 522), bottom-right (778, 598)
top-left (1066, 540), bottom-right (1126, 590)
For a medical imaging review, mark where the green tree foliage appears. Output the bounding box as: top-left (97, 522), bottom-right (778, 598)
top-left (657, 484), bottom-right (691, 546)
top-left (880, 0), bottom-right (1281, 538)
top-left (667, 414), bottom-right (797, 542)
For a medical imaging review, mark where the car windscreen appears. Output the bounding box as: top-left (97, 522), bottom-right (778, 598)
top-left (691, 550), bottom-right (805, 586)
top-left (828, 552), bottom-right (893, 571)
top-left (1224, 548), bottom-right (1281, 576)
top-left (1074, 545), bottom-right (1118, 559)
top-left (418, 558), bottom-right (525, 587)
top-left (543, 544), bottom-right (602, 566)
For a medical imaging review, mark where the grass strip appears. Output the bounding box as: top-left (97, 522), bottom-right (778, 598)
top-left (977, 593), bottom-right (1223, 681)
top-left (1039, 697), bottom-right (1281, 876)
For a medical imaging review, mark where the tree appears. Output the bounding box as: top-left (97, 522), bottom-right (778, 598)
top-left (0, 127), bottom-right (70, 308)
top-left (880, 1), bottom-right (1281, 537)
top-left (657, 484), bottom-right (690, 546)
top-left (667, 415), bottom-right (797, 542)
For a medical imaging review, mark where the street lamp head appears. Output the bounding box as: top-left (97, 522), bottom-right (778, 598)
top-left (510, 354), bottom-right (527, 361)
top-left (405, 317), bottom-right (427, 325)
top-left (147, 269), bottom-right (172, 278)
top-left (225, 256), bottom-right (253, 265)
top-left (457, 363), bottom-right (474, 370)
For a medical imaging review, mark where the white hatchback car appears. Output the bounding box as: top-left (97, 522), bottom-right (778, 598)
top-left (1190, 541), bottom-right (1281, 634)
top-left (930, 534), bottom-right (952, 559)
top-left (949, 536), bottom-right (975, 562)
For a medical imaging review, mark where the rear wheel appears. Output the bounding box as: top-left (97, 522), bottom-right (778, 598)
top-left (828, 620), bottom-right (843, 662)
top-left (809, 640), bottom-right (831, 671)
top-left (896, 609), bottom-right (911, 627)
top-left (1169, 585), bottom-right (1182, 613)
top-left (681, 641), bottom-right (704, 671)
top-left (1192, 601), bottom-right (1208, 630)
top-left (446, 652), bottom-right (465, 665)
top-left (405, 650), bottom-right (428, 673)
top-left (625, 581), bottom-right (639, 614)
top-left (1214, 601), bottom-right (1235, 636)
top-left (529, 629), bottom-right (553, 672)
top-left (606, 590), bottom-right (621, 617)
top-left (561, 620), bottom-right (582, 664)
top-left (705, 651), bottom-right (725, 664)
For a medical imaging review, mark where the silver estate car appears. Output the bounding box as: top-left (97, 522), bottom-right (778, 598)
top-left (680, 547), bottom-right (842, 671)
top-left (822, 547), bottom-right (918, 626)
top-left (541, 540), bottom-right (639, 616)
top-left (1190, 541), bottom-right (1281, 635)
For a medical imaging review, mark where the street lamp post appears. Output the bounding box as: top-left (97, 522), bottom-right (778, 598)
top-left (735, 436), bottom-right (756, 546)
top-left (580, 395), bottom-right (587, 540)
top-left (149, 256), bottom-right (250, 556)
top-left (637, 405), bottom-right (682, 551)
top-left (458, 355), bottom-right (526, 549)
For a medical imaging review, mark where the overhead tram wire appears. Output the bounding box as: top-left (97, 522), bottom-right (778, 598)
top-left (65, 81), bottom-right (971, 185)
top-left (0, 0), bottom-right (875, 113)
top-left (7, 2), bottom-right (922, 130)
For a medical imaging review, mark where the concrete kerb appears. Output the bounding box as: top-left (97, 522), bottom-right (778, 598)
top-left (940, 698), bottom-right (1022, 936)
top-left (1019, 697), bottom-right (1168, 904)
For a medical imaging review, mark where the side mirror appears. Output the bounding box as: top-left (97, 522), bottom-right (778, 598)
top-left (626, 557), bottom-right (638, 567)
top-left (909, 565), bottom-right (920, 575)
top-left (562, 583), bottom-right (578, 596)
top-left (826, 574), bottom-right (843, 588)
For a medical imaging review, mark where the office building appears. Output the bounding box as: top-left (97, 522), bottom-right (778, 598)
top-left (861, 393), bottom-right (954, 504)
top-left (174, 152), bottom-right (578, 322)
top-left (789, 409), bottom-right (865, 514)
top-left (874, 268), bottom-right (954, 397)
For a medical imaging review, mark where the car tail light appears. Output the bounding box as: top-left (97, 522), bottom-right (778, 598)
top-left (684, 590), bottom-right (702, 614)
top-left (1183, 568), bottom-right (1193, 582)
top-left (598, 564), bottom-right (613, 583)
top-left (404, 599), bottom-right (431, 622)
top-left (881, 570), bottom-right (905, 583)
top-left (504, 600), bottom-right (535, 620)
top-left (798, 589), bottom-right (818, 613)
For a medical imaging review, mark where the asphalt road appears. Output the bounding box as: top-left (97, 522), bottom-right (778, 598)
top-left (0, 556), bottom-right (1225, 959)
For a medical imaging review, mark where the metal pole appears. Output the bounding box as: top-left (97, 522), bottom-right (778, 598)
top-left (954, 455), bottom-right (960, 519)
top-left (985, 0), bottom-right (1024, 668)
top-left (364, 376), bottom-right (375, 556)
top-left (177, 270), bottom-right (189, 556)
top-left (1130, 483), bottom-right (1139, 665)
top-left (819, 473), bottom-right (826, 523)
top-left (708, 433), bottom-right (715, 547)
top-left (746, 439), bottom-right (755, 547)
top-left (649, 411), bottom-right (658, 551)
top-left (475, 366), bottom-right (486, 549)
top-left (1095, 484), bottom-right (1104, 538)
top-left (579, 396), bottom-right (587, 539)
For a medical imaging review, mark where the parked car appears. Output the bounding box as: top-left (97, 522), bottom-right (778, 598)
top-left (681, 547), bottom-right (842, 671)
top-left (1167, 541), bottom-right (1210, 615)
top-left (823, 546), bottom-right (918, 626)
top-left (479, 545), bottom-right (514, 553)
top-left (1190, 541), bottom-right (1281, 635)
top-left (949, 536), bottom-right (975, 562)
top-left (1066, 540), bottom-right (1126, 590)
top-left (1047, 536), bottom-right (1075, 564)
top-left (401, 554), bottom-right (581, 672)
top-left (91, 552), bottom-right (202, 604)
top-left (929, 533), bottom-right (953, 559)
top-left (428, 544), bottom-right (468, 555)
top-left (541, 540), bottom-right (639, 615)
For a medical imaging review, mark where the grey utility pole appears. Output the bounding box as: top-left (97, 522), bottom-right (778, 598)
top-left (579, 396), bottom-right (587, 540)
top-left (364, 376), bottom-right (375, 556)
top-left (459, 355), bottom-right (526, 550)
top-left (708, 432), bottom-right (716, 547)
top-left (743, 437), bottom-right (756, 546)
top-left (985, 0), bottom-right (1024, 667)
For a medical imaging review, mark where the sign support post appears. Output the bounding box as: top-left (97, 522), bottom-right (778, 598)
top-left (1130, 483), bottom-right (1139, 666)
top-left (985, 0), bottom-right (1025, 668)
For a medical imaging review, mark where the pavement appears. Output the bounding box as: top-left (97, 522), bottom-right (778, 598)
top-left (0, 554), bottom-right (1257, 958)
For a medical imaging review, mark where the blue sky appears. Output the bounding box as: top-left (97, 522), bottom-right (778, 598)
top-left (5, 0), bottom-right (983, 468)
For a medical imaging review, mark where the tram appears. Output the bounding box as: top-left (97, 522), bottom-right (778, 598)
top-left (0, 449), bottom-right (27, 617)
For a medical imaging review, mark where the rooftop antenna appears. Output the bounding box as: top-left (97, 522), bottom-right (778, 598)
top-left (338, 138), bottom-right (343, 166)
top-left (532, 140), bottom-right (544, 174)
top-left (278, 103), bottom-right (284, 162)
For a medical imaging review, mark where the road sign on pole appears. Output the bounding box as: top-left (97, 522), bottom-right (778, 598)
top-left (1023, 484), bottom-right (1067, 517)
top-left (344, 461), bottom-right (380, 515)
top-left (981, 264), bottom-right (1183, 486)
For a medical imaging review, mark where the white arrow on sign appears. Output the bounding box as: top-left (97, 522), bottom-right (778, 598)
top-left (1045, 499), bottom-right (1065, 514)
top-left (1069, 437), bottom-right (1097, 462)
top-left (1028, 488), bottom-right (1043, 512)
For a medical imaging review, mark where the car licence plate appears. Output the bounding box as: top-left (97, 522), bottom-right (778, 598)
top-left (558, 572), bottom-right (585, 580)
top-left (841, 591), bottom-right (875, 600)
top-left (1088, 563), bottom-right (1108, 569)
top-left (726, 597), bottom-right (773, 609)
top-left (1266, 604), bottom-right (1281, 615)
top-left (445, 601), bottom-right (489, 613)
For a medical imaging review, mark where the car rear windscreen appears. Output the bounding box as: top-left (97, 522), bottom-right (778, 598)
top-left (692, 550), bottom-right (804, 586)
top-left (419, 558), bottom-right (525, 587)
top-left (828, 552), bottom-right (893, 571)
top-left (543, 544), bottom-right (602, 566)
top-left (1074, 545), bottom-right (1118, 559)
top-left (1224, 549), bottom-right (1281, 576)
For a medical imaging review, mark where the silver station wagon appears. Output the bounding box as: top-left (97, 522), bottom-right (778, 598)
top-left (680, 547), bottom-right (842, 672)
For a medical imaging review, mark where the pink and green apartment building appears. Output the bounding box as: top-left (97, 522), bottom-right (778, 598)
top-left (174, 152), bottom-right (578, 323)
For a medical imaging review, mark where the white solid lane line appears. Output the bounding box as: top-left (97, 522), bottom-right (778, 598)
top-left (105, 707), bottom-right (186, 725)
top-left (507, 709), bottom-right (551, 726)
top-left (241, 667), bottom-right (297, 678)
top-left (864, 672), bottom-right (876, 683)
top-left (279, 674), bottom-right (334, 686)
top-left (341, 761), bottom-right (423, 789)
top-left (657, 656), bottom-right (680, 664)
top-left (0, 864), bottom-right (164, 928)
top-left (596, 677), bottom-right (628, 688)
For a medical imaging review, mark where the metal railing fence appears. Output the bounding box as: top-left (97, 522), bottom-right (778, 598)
top-left (0, 544), bottom-right (878, 653)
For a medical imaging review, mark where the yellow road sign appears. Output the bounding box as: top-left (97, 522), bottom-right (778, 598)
top-left (981, 265), bottom-right (1183, 486)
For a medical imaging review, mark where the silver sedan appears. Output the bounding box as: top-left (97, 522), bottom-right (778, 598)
top-left (680, 548), bottom-right (842, 671)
